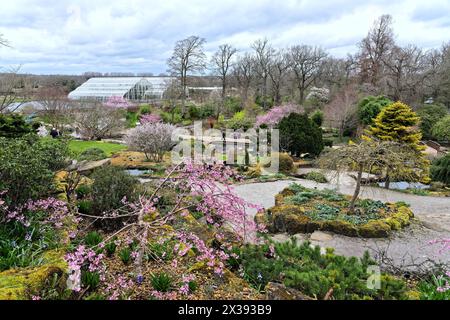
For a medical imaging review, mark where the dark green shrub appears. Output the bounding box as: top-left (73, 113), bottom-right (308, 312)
top-left (198, 104), bottom-right (215, 119)
top-left (75, 185), bottom-right (92, 199)
top-left (358, 96), bottom-right (392, 125)
top-left (187, 105), bottom-right (201, 119)
top-left (151, 272), bottom-right (173, 292)
top-left (224, 96), bottom-right (243, 116)
top-left (90, 166), bottom-right (138, 230)
top-left (84, 231), bottom-right (103, 247)
top-left (304, 171), bottom-right (327, 183)
top-left (417, 104), bottom-right (449, 140)
top-left (279, 113), bottom-right (323, 157)
top-left (240, 240), bottom-right (407, 300)
top-left (323, 139), bottom-right (333, 147)
top-left (77, 200), bottom-right (93, 215)
top-left (0, 135), bottom-right (69, 205)
top-left (311, 110), bottom-right (324, 127)
top-left (78, 148), bottom-right (107, 161)
top-left (0, 114), bottom-right (38, 138)
top-left (431, 154), bottom-right (450, 186)
top-left (139, 105), bottom-right (152, 115)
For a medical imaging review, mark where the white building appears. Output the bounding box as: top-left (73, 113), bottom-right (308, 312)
top-left (68, 77), bottom-right (176, 101)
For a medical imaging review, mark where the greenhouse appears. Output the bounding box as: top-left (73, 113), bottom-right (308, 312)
top-left (68, 77), bottom-right (175, 101)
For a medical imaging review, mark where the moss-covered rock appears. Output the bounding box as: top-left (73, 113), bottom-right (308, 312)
top-left (0, 250), bottom-right (67, 300)
top-left (358, 220), bottom-right (391, 238)
top-left (322, 220), bottom-right (358, 237)
top-left (269, 205), bottom-right (309, 234)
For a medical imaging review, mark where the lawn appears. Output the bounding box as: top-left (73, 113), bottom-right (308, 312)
top-left (69, 140), bottom-right (127, 157)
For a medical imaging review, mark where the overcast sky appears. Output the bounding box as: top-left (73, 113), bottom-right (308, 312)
top-left (0, 0), bottom-right (449, 75)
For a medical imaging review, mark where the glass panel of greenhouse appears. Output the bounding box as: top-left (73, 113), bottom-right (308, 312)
top-left (68, 77), bottom-right (175, 101)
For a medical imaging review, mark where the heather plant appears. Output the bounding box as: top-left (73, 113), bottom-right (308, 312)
top-left (125, 122), bottom-right (176, 162)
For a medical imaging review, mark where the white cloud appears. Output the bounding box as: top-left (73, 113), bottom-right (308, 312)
top-left (0, 0), bottom-right (449, 74)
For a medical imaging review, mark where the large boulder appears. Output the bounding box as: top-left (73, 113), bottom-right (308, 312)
top-left (67, 158), bottom-right (111, 175)
top-left (265, 282), bottom-right (313, 300)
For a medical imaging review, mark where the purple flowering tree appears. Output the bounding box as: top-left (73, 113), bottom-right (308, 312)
top-left (255, 104), bottom-right (303, 127)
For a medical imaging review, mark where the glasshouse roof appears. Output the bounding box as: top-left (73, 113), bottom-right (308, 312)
top-left (68, 77), bottom-right (175, 101)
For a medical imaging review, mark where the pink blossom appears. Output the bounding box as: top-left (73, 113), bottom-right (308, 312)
top-left (256, 104), bottom-right (303, 127)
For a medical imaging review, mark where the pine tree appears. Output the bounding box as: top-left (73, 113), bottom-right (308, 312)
top-left (364, 101), bottom-right (429, 188)
top-left (365, 101), bottom-right (423, 150)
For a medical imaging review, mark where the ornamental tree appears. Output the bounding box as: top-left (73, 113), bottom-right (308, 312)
top-left (365, 101), bottom-right (430, 188)
top-left (125, 122), bottom-right (176, 162)
top-left (319, 139), bottom-right (424, 212)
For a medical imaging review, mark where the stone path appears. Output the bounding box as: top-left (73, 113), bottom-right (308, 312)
top-left (233, 172), bottom-right (450, 268)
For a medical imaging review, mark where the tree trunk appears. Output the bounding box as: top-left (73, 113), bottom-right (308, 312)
top-left (384, 174), bottom-right (390, 189)
top-left (349, 164), bottom-right (363, 213)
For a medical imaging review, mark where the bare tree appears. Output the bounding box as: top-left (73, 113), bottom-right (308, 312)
top-left (268, 49), bottom-right (291, 105)
top-left (0, 67), bottom-right (31, 113)
top-left (167, 36), bottom-right (207, 115)
top-left (323, 85), bottom-right (359, 140)
top-left (383, 44), bottom-right (426, 102)
top-left (232, 53), bottom-right (255, 108)
top-left (252, 38), bottom-right (274, 109)
top-left (357, 14), bottom-right (395, 87)
top-left (289, 45), bottom-right (328, 103)
top-left (211, 44), bottom-right (237, 117)
top-left (162, 79), bottom-right (183, 122)
top-left (70, 101), bottom-right (124, 140)
top-left (36, 86), bottom-right (71, 131)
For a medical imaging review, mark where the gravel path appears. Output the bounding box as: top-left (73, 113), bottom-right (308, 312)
top-left (233, 174), bottom-right (450, 268)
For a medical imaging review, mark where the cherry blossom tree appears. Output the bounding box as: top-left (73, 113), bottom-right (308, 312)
top-left (125, 122), bottom-right (175, 162)
top-left (255, 104), bottom-right (303, 128)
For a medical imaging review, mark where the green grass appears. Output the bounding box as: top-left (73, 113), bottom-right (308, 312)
top-left (69, 140), bottom-right (127, 157)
